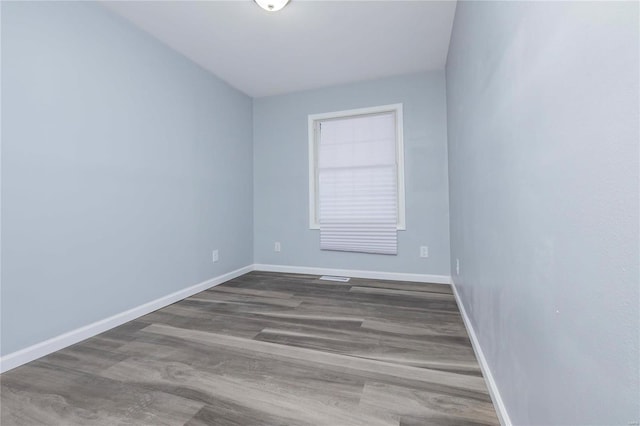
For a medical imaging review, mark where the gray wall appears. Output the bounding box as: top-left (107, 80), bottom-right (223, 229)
top-left (446, 2), bottom-right (639, 425)
top-left (1, 2), bottom-right (253, 356)
top-left (253, 72), bottom-right (450, 275)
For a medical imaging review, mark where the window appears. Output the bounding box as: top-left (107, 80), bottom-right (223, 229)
top-left (308, 104), bottom-right (405, 254)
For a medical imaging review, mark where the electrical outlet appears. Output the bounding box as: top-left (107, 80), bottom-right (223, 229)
top-left (274, 242), bottom-right (281, 252)
top-left (212, 250), bottom-right (219, 263)
top-left (419, 246), bottom-right (429, 258)
top-left (456, 258), bottom-right (460, 275)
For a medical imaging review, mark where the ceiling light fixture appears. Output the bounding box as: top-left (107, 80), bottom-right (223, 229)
top-left (254, 0), bottom-right (290, 12)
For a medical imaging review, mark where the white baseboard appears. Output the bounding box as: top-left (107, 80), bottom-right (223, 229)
top-left (0, 265), bottom-right (253, 374)
top-left (253, 263), bottom-right (452, 285)
top-left (0, 263), bottom-right (449, 374)
top-left (451, 279), bottom-right (512, 426)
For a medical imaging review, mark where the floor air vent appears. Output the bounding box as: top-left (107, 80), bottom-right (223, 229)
top-left (319, 275), bottom-right (351, 282)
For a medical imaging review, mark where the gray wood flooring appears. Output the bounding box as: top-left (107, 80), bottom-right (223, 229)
top-left (0, 271), bottom-right (499, 425)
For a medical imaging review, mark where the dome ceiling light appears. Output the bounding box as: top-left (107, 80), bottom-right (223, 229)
top-left (254, 0), bottom-right (290, 12)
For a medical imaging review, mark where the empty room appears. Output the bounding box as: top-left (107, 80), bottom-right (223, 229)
top-left (0, 0), bottom-right (638, 425)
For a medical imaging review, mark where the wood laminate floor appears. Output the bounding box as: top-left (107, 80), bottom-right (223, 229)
top-left (0, 271), bottom-right (499, 425)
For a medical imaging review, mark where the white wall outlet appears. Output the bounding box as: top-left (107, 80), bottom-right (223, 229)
top-left (420, 246), bottom-right (429, 258)
top-left (212, 249), bottom-right (219, 263)
top-left (456, 258), bottom-right (460, 275)
top-left (274, 242), bottom-right (281, 252)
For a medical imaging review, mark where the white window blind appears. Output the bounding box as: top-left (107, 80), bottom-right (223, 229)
top-left (318, 112), bottom-right (398, 255)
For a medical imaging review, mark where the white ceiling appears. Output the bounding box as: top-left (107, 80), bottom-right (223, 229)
top-left (102, 1), bottom-right (457, 98)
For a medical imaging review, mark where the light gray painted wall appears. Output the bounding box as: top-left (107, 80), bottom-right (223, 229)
top-left (446, 2), bottom-right (639, 425)
top-left (253, 72), bottom-right (450, 275)
top-left (1, 2), bottom-right (253, 356)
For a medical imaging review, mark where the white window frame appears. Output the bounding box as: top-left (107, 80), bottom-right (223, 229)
top-left (308, 103), bottom-right (406, 230)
